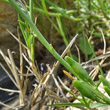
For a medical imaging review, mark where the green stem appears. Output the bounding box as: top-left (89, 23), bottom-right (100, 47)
top-left (56, 16), bottom-right (68, 46)
top-left (47, 16), bottom-right (60, 33)
top-left (29, 0), bottom-right (33, 20)
top-left (41, 0), bottom-right (48, 13)
top-left (61, 0), bottom-right (66, 9)
top-left (1, 0), bottom-right (9, 2)
top-left (30, 35), bottom-right (35, 62)
top-left (29, 0), bottom-right (34, 62)
top-left (32, 7), bottom-right (82, 21)
top-left (32, 7), bottom-right (77, 17)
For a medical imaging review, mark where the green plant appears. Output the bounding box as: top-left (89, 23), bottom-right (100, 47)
top-left (3, 0), bottom-right (110, 60)
top-left (49, 57), bottom-right (110, 109)
top-left (1, 0), bottom-right (110, 109)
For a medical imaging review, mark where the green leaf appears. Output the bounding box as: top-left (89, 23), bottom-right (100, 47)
top-left (18, 15), bottom-right (32, 49)
top-left (65, 56), bottom-right (94, 85)
top-left (90, 103), bottom-right (110, 108)
top-left (48, 103), bottom-right (86, 108)
top-left (79, 37), bottom-right (94, 55)
top-left (1, 0), bottom-right (9, 2)
top-left (73, 80), bottom-right (101, 102)
top-left (104, 86), bottom-right (110, 96)
top-left (72, 54), bottom-right (78, 62)
top-left (99, 75), bottom-right (110, 88)
top-left (73, 80), bottom-right (110, 104)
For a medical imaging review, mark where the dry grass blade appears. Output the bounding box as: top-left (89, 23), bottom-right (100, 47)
top-left (7, 49), bottom-right (20, 88)
top-left (0, 62), bottom-right (18, 87)
top-left (52, 74), bottom-right (68, 102)
top-left (22, 53), bottom-right (32, 67)
top-left (7, 49), bottom-right (25, 105)
top-left (100, 29), bottom-right (106, 54)
top-left (75, 44), bottom-right (81, 63)
top-left (17, 27), bottom-right (23, 73)
top-left (30, 84), bottom-right (46, 106)
top-left (61, 34), bottom-right (78, 58)
top-left (22, 53), bottom-right (40, 80)
top-left (82, 51), bottom-right (110, 65)
top-left (0, 101), bottom-right (16, 110)
top-left (6, 29), bottom-right (28, 50)
top-left (47, 88), bottom-right (67, 102)
top-left (57, 76), bottom-right (71, 91)
top-left (26, 66), bottom-right (33, 73)
top-left (90, 29), bottom-right (107, 80)
top-left (7, 28), bottom-right (40, 80)
top-left (18, 73), bottom-right (35, 76)
top-left (22, 78), bottom-right (28, 97)
top-left (0, 49), bottom-right (16, 76)
top-left (0, 87), bottom-right (20, 93)
top-left (17, 27), bottom-right (24, 89)
top-left (90, 58), bottom-right (107, 80)
top-left (21, 69), bottom-right (30, 97)
top-left (32, 96), bottom-right (49, 110)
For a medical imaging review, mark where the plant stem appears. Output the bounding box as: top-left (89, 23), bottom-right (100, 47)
top-left (61, 0), bottom-right (66, 9)
top-left (41, 0), bottom-right (48, 14)
top-left (32, 7), bottom-right (82, 21)
top-left (29, 0), bottom-right (33, 20)
top-left (56, 16), bottom-right (68, 46)
top-left (29, 0), bottom-right (35, 62)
